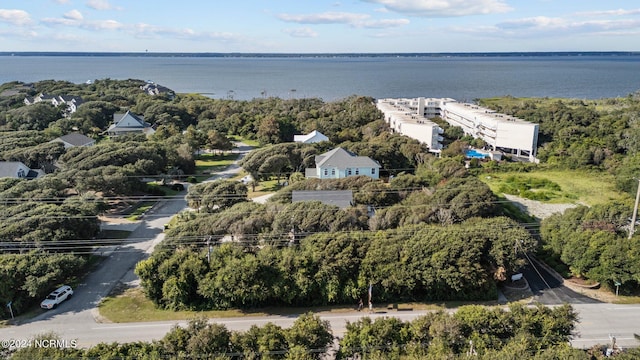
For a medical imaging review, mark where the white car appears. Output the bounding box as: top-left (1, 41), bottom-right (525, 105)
top-left (40, 285), bottom-right (73, 309)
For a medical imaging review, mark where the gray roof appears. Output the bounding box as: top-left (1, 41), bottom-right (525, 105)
top-left (292, 190), bottom-right (353, 209)
top-left (56, 133), bottom-right (94, 147)
top-left (112, 111), bottom-right (146, 126)
top-left (0, 161), bottom-right (39, 179)
top-left (107, 111), bottom-right (153, 134)
top-left (315, 147), bottom-right (380, 169)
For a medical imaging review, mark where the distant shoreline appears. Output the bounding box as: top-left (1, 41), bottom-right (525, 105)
top-left (1, 51), bottom-right (639, 58)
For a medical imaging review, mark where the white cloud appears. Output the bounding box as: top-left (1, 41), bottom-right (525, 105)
top-left (64, 9), bottom-right (84, 21)
top-left (360, 0), bottom-right (512, 17)
top-left (362, 18), bottom-right (410, 28)
top-left (85, 19), bottom-right (123, 30)
top-left (283, 27), bottom-right (318, 38)
top-left (278, 12), bottom-right (370, 24)
top-left (39, 12), bottom-right (243, 44)
top-left (86, 0), bottom-right (116, 11)
top-left (277, 11), bottom-right (409, 29)
top-left (444, 14), bottom-right (640, 42)
top-left (498, 16), bottom-right (565, 30)
top-left (576, 8), bottom-right (640, 17)
top-left (0, 9), bottom-right (33, 26)
top-left (0, 27), bottom-right (37, 38)
top-left (496, 16), bottom-right (640, 34)
top-left (128, 22), bottom-right (240, 43)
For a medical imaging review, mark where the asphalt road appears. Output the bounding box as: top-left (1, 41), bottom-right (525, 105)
top-left (1, 196), bottom-right (184, 345)
top-left (522, 257), bottom-right (600, 305)
top-left (1, 144), bottom-right (253, 348)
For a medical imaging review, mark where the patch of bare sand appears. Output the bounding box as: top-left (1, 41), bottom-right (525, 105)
top-left (563, 280), bottom-right (619, 303)
top-left (503, 194), bottom-right (579, 220)
top-left (98, 215), bottom-right (136, 224)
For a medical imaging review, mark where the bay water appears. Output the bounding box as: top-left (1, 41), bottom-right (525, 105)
top-left (1, 53), bottom-right (639, 101)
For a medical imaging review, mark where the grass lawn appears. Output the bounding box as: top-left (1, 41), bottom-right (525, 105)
top-left (125, 202), bottom-right (155, 221)
top-left (98, 287), bottom-right (446, 323)
top-left (194, 153), bottom-right (238, 181)
top-left (480, 169), bottom-right (627, 206)
top-left (229, 136), bottom-right (260, 147)
top-left (248, 179), bottom-right (282, 198)
top-left (196, 153), bottom-right (237, 170)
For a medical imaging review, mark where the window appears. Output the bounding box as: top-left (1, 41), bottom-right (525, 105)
top-left (323, 169), bottom-right (328, 176)
top-left (371, 168), bottom-right (376, 175)
top-left (331, 169), bottom-right (335, 175)
top-left (355, 169), bottom-right (359, 175)
top-left (346, 168), bottom-right (352, 176)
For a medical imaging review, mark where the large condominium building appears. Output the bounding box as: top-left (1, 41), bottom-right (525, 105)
top-left (376, 97), bottom-right (539, 160)
top-left (375, 98), bottom-right (445, 152)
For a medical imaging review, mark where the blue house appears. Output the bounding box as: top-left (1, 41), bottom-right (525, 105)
top-left (305, 147), bottom-right (381, 180)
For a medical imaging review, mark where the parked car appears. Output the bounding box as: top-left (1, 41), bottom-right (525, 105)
top-left (40, 285), bottom-right (73, 309)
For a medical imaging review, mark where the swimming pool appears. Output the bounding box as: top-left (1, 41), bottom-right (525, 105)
top-left (465, 149), bottom-right (489, 159)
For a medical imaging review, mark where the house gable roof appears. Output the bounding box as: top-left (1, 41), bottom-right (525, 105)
top-left (315, 147), bottom-right (380, 169)
top-left (107, 111), bottom-right (154, 135)
top-left (293, 130), bottom-right (328, 143)
top-left (292, 190), bottom-right (353, 209)
top-left (55, 133), bottom-right (95, 147)
top-left (112, 111), bottom-right (146, 128)
top-left (0, 161), bottom-right (39, 179)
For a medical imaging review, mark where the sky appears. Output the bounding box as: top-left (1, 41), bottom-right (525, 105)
top-left (1, 0), bottom-right (639, 53)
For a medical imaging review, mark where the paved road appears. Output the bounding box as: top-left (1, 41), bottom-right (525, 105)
top-left (1, 196), bottom-right (183, 341)
top-left (519, 256), bottom-right (640, 349)
top-left (0, 144), bottom-right (254, 347)
top-left (522, 257), bottom-right (600, 305)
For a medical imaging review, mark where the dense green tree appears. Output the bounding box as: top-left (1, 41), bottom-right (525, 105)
top-left (540, 201), bottom-right (636, 289)
top-left (206, 129), bottom-right (234, 152)
top-left (231, 323), bottom-right (288, 360)
top-left (5, 103), bottom-right (62, 130)
top-left (186, 180), bottom-right (248, 212)
top-left (285, 313), bottom-right (333, 360)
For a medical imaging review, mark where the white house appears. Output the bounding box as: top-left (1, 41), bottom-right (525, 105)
top-left (293, 130), bottom-right (329, 144)
top-left (141, 82), bottom-right (175, 99)
top-left (0, 161), bottom-right (43, 179)
top-left (106, 111), bottom-right (155, 137)
top-left (24, 93), bottom-right (84, 116)
top-left (305, 147), bottom-right (381, 179)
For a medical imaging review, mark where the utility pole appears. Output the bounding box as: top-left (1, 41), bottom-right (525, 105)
top-left (629, 179), bottom-right (640, 239)
top-left (7, 301), bottom-right (14, 319)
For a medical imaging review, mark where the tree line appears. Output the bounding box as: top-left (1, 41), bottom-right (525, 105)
top-left (540, 201), bottom-right (640, 293)
top-left (136, 217), bottom-right (535, 311)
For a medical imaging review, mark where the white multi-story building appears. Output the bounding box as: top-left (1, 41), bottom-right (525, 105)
top-left (376, 98), bottom-right (445, 152)
top-left (376, 97), bottom-right (539, 160)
